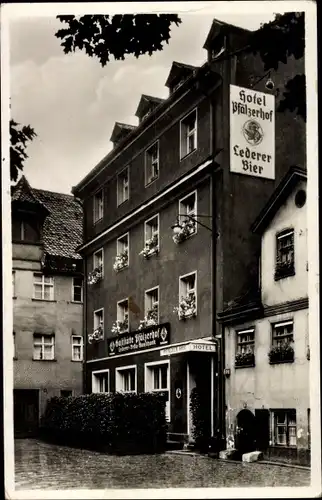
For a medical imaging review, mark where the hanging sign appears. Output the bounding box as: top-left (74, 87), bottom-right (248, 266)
top-left (230, 85), bottom-right (275, 180)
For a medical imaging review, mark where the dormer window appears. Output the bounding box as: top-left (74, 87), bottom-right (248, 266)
top-left (12, 218), bottom-right (40, 243)
top-left (172, 79), bottom-right (185, 93)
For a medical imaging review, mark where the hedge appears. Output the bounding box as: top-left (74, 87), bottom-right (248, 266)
top-left (40, 392), bottom-right (167, 455)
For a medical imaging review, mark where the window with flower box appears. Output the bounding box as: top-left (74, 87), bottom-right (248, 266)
top-left (89, 308), bottom-right (104, 343)
top-left (92, 369), bottom-right (109, 393)
top-left (145, 141), bottom-right (159, 186)
top-left (175, 272), bottom-right (197, 320)
top-left (145, 361), bottom-right (170, 421)
top-left (142, 287), bottom-right (159, 327)
top-left (33, 334), bottom-right (55, 361)
top-left (235, 328), bottom-right (255, 367)
top-left (275, 229), bottom-right (295, 280)
top-left (88, 249), bottom-right (104, 285)
top-left (114, 234), bottom-right (129, 271)
top-left (117, 166), bottom-right (129, 206)
top-left (173, 191), bottom-right (197, 244)
top-left (269, 320), bottom-right (294, 364)
top-left (271, 409), bottom-right (297, 447)
top-left (111, 298), bottom-right (129, 334)
top-left (180, 109), bottom-right (197, 159)
top-left (115, 365), bottom-right (137, 393)
top-left (93, 189), bottom-right (103, 223)
top-left (33, 274), bottom-right (54, 301)
top-left (140, 214), bottom-right (159, 258)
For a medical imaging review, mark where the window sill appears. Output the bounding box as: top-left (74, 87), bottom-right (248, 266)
top-left (71, 301), bottom-right (83, 305)
top-left (32, 298), bottom-right (57, 303)
top-left (32, 358), bottom-right (57, 362)
top-left (93, 217), bottom-right (103, 226)
top-left (180, 148), bottom-right (197, 162)
top-left (114, 265), bottom-right (129, 273)
top-left (274, 269), bottom-right (295, 281)
top-left (235, 363), bottom-right (255, 369)
top-left (71, 359), bottom-right (83, 363)
top-left (145, 176), bottom-right (159, 188)
top-left (117, 199), bottom-right (129, 208)
top-left (269, 359), bottom-right (294, 365)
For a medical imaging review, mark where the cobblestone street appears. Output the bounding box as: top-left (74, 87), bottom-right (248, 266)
top-left (14, 439), bottom-right (311, 490)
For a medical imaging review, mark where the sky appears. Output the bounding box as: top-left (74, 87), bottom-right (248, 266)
top-left (7, 3), bottom-right (280, 194)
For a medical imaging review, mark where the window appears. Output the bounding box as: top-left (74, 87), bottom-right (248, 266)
top-left (72, 335), bottom-right (83, 361)
top-left (61, 390), bottom-right (72, 398)
top-left (275, 229), bottom-right (295, 280)
top-left (93, 189), bottom-right (103, 223)
top-left (177, 272), bottom-right (197, 319)
top-left (12, 271), bottom-right (16, 297)
top-left (272, 321), bottom-right (294, 347)
top-left (115, 365), bottom-right (137, 393)
top-left (235, 329), bottom-right (255, 367)
top-left (94, 309), bottom-right (104, 332)
top-left (180, 109), bottom-right (197, 158)
top-left (145, 361), bottom-right (170, 421)
top-left (12, 218), bottom-right (40, 243)
top-left (94, 249), bottom-right (104, 273)
top-left (145, 142), bottom-right (159, 185)
top-left (117, 167), bottom-right (129, 205)
top-left (72, 278), bottom-right (83, 302)
top-left (114, 233), bottom-right (129, 271)
top-left (117, 299), bottom-right (129, 333)
top-left (179, 191), bottom-right (197, 235)
top-left (33, 334), bottom-right (55, 360)
top-left (92, 369), bottom-right (109, 393)
top-left (272, 409), bottom-right (297, 447)
top-left (33, 274), bottom-right (54, 301)
top-left (145, 287), bottom-right (159, 324)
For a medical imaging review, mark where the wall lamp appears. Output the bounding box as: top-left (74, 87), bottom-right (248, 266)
top-left (249, 70), bottom-right (279, 95)
top-left (171, 214), bottom-right (213, 232)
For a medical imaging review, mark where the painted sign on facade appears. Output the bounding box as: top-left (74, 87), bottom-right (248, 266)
top-left (160, 341), bottom-right (217, 357)
top-left (230, 85), bottom-right (275, 180)
top-left (107, 323), bottom-right (170, 356)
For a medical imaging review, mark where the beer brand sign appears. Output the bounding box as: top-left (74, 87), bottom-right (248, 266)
top-left (107, 323), bottom-right (170, 356)
top-left (230, 85), bottom-right (275, 180)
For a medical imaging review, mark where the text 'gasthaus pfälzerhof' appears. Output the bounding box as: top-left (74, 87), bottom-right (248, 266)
top-left (230, 85), bottom-right (275, 180)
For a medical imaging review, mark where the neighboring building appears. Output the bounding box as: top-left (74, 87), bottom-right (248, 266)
top-left (72, 18), bottom-right (306, 446)
top-left (12, 176), bottom-right (84, 437)
top-left (218, 166), bottom-right (309, 465)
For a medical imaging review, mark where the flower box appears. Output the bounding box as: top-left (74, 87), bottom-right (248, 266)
top-left (274, 261), bottom-right (295, 281)
top-left (235, 351), bottom-right (255, 368)
top-left (268, 343), bottom-right (294, 364)
top-left (138, 305), bottom-right (158, 331)
top-left (172, 219), bottom-right (196, 244)
top-left (111, 316), bottom-right (129, 335)
top-left (87, 266), bottom-right (103, 285)
top-left (88, 326), bottom-right (104, 344)
top-left (113, 251), bottom-right (128, 272)
top-left (174, 294), bottom-right (196, 320)
top-left (139, 235), bottom-right (159, 259)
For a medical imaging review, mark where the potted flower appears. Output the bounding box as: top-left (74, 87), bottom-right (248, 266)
top-left (274, 259), bottom-right (295, 280)
top-left (235, 351), bottom-right (255, 367)
top-left (139, 235), bottom-right (159, 258)
top-left (113, 250), bottom-right (128, 271)
top-left (88, 325), bottom-right (104, 344)
top-left (172, 218), bottom-right (196, 244)
top-left (174, 294), bottom-right (196, 320)
top-left (268, 341), bottom-right (294, 364)
top-left (138, 305), bottom-right (159, 331)
top-left (87, 265), bottom-right (103, 285)
top-left (111, 315), bottom-right (129, 335)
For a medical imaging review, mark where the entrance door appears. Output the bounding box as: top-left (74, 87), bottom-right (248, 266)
top-left (187, 354), bottom-right (212, 446)
top-left (255, 409), bottom-right (270, 450)
top-left (14, 389), bottom-right (39, 438)
top-left (236, 409), bottom-right (256, 453)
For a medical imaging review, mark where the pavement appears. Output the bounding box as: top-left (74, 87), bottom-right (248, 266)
top-left (14, 438), bottom-right (311, 490)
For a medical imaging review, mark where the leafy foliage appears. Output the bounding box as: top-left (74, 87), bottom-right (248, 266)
top-left (248, 12), bottom-right (306, 121)
top-left (40, 392), bottom-right (167, 454)
top-left (190, 386), bottom-right (211, 451)
top-left (268, 343), bottom-right (294, 364)
top-left (55, 14), bottom-right (182, 66)
top-left (10, 120), bottom-right (36, 182)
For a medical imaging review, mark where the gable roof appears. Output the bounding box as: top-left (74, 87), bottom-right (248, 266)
top-left (12, 177), bottom-right (83, 260)
top-left (135, 94), bottom-right (165, 119)
top-left (165, 61), bottom-right (198, 88)
top-left (203, 19), bottom-right (251, 50)
top-left (110, 122), bottom-right (137, 144)
top-left (251, 166), bottom-right (307, 234)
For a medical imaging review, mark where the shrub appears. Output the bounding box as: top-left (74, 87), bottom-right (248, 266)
top-left (190, 387), bottom-right (211, 452)
top-left (40, 392), bottom-right (167, 455)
